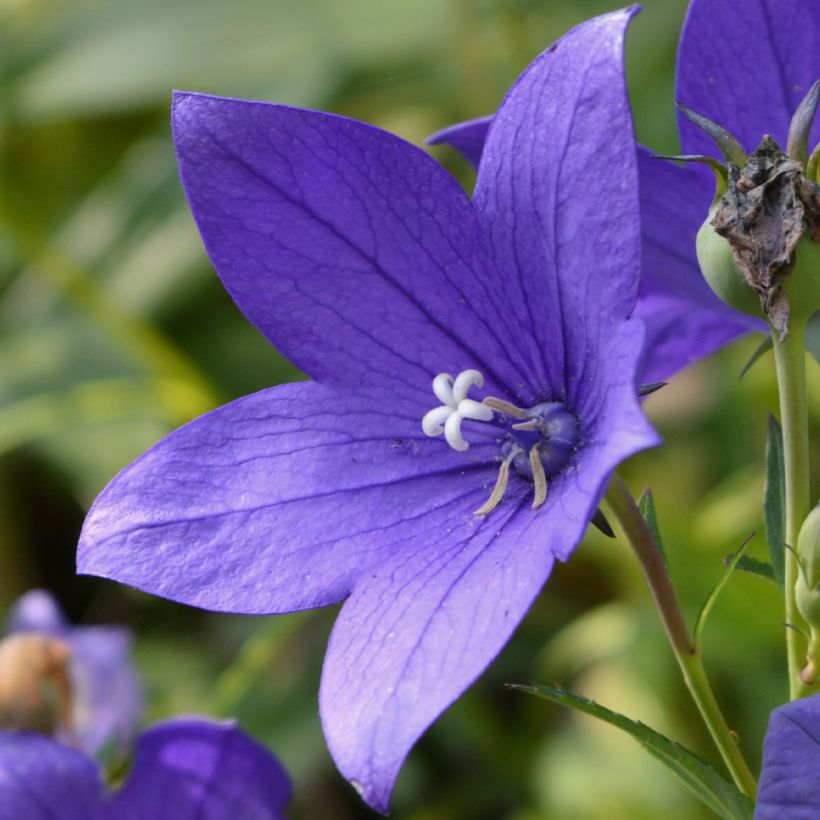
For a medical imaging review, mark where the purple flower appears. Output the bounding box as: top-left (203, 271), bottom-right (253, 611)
top-left (756, 694), bottom-right (820, 819)
top-left (77, 9), bottom-right (658, 810)
top-left (0, 718), bottom-right (291, 819)
top-left (431, 0), bottom-right (820, 381)
top-left (5, 590), bottom-right (141, 759)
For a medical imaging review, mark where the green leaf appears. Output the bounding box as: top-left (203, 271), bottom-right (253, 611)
top-left (638, 488), bottom-right (667, 566)
top-left (511, 683), bottom-right (753, 820)
top-left (739, 335), bottom-right (773, 378)
top-left (806, 310), bottom-right (820, 364)
top-left (694, 534), bottom-right (754, 649)
top-left (731, 555), bottom-right (776, 583)
top-left (764, 415), bottom-right (786, 587)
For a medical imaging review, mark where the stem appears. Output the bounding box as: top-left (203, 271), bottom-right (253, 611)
top-left (772, 320), bottom-right (812, 699)
top-left (605, 473), bottom-right (758, 798)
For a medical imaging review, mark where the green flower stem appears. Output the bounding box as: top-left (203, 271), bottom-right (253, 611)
top-left (605, 472), bottom-right (758, 798)
top-left (772, 319), bottom-right (812, 700)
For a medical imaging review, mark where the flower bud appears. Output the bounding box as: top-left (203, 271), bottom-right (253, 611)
top-left (782, 233), bottom-right (820, 324)
top-left (794, 506), bottom-right (820, 683)
top-left (696, 210), bottom-right (762, 318)
top-left (0, 633), bottom-right (73, 735)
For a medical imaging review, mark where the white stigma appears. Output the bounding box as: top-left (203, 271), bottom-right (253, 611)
top-left (422, 369), bottom-right (492, 451)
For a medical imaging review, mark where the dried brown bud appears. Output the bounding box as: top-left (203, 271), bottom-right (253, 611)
top-left (0, 633), bottom-right (73, 736)
top-left (710, 137), bottom-right (820, 339)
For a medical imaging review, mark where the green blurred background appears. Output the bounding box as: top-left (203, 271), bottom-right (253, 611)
top-left (1, 0), bottom-right (817, 817)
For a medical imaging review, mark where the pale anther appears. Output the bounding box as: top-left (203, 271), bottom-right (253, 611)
top-left (511, 419), bottom-right (538, 431)
top-left (474, 450), bottom-right (516, 516)
top-left (529, 445), bottom-right (548, 509)
top-left (482, 397), bottom-right (528, 419)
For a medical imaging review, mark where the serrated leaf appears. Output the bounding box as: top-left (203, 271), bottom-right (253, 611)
top-left (638, 488), bottom-right (667, 566)
top-left (764, 416), bottom-right (786, 588)
top-left (511, 683), bottom-right (753, 820)
top-left (730, 555), bottom-right (776, 583)
top-left (694, 534), bottom-right (754, 649)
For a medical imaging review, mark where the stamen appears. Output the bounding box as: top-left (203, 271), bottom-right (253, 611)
top-left (511, 419), bottom-right (538, 431)
top-left (482, 397), bottom-right (528, 418)
top-left (452, 369), bottom-right (484, 403)
top-left (529, 445), bottom-right (548, 509)
top-left (474, 450), bottom-right (515, 516)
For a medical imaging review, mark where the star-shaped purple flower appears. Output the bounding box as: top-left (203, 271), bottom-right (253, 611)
top-left (5, 590), bottom-right (142, 759)
top-left (432, 0), bottom-right (818, 381)
top-left (0, 718), bottom-right (291, 819)
top-left (77, 8), bottom-right (658, 810)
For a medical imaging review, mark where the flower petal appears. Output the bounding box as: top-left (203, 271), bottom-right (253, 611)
top-left (5, 590), bottom-right (143, 758)
top-left (319, 487), bottom-right (547, 813)
top-left (427, 115), bottom-right (491, 169)
top-left (757, 694), bottom-right (820, 819)
top-left (321, 319), bottom-right (658, 812)
top-left (677, 0), bottom-right (820, 155)
top-left (0, 731), bottom-right (105, 820)
top-left (172, 91), bottom-right (535, 403)
top-left (635, 149), bottom-right (763, 381)
top-left (111, 719), bottom-right (291, 820)
top-left (68, 627), bottom-right (142, 757)
top-left (6, 589), bottom-right (66, 634)
top-left (78, 381), bottom-right (499, 614)
top-left (472, 8), bottom-right (641, 403)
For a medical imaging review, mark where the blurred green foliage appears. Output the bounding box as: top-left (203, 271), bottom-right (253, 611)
top-left (0, 0), bottom-right (817, 817)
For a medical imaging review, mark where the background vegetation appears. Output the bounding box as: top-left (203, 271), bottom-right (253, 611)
top-left (1, 0), bottom-right (817, 816)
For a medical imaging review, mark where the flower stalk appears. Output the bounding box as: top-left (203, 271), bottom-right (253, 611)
top-left (772, 319), bottom-right (813, 699)
top-left (604, 472), bottom-right (758, 798)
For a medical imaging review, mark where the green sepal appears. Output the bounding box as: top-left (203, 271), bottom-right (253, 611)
top-left (787, 79), bottom-right (820, 166)
top-left (638, 488), bottom-right (667, 567)
top-left (676, 104), bottom-right (746, 167)
top-left (739, 336), bottom-right (773, 379)
top-left (808, 143), bottom-right (820, 183)
top-left (694, 534), bottom-right (754, 650)
top-left (764, 416), bottom-right (787, 588)
top-left (509, 683), bottom-right (753, 820)
top-left (806, 310), bottom-right (820, 364)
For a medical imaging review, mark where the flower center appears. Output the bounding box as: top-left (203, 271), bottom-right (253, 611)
top-left (421, 369), bottom-right (580, 515)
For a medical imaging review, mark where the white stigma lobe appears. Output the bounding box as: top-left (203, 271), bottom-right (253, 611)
top-left (421, 369), bottom-right (492, 451)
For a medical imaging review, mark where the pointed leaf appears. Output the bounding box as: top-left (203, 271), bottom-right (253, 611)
top-left (638, 488), bottom-right (667, 566)
top-left (731, 555), bottom-right (776, 583)
top-left (739, 336), bottom-right (772, 378)
top-left (510, 683), bottom-right (753, 820)
top-left (764, 416), bottom-right (786, 587)
top-left (694, 534), bottom-right (754, 650)
top-left (806, 310), bottom-right (820, 364)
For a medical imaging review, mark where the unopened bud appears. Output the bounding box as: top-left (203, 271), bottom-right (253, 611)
top-left (0, 633), bottom-right (73, 735)
top-left (696, 211), bottom-right (763, 318)
top-left (795, 507), bottom-right (820, 683)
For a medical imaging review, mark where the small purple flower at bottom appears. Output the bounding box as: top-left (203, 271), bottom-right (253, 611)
top-left (0, 718), bottom-right (291, 820)
top-left (77, 8), bottom-right (659, 811)
top-left (756, 694), bottom-right (820, 820)
top-left (4, 589), bottom-right (141, 759)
